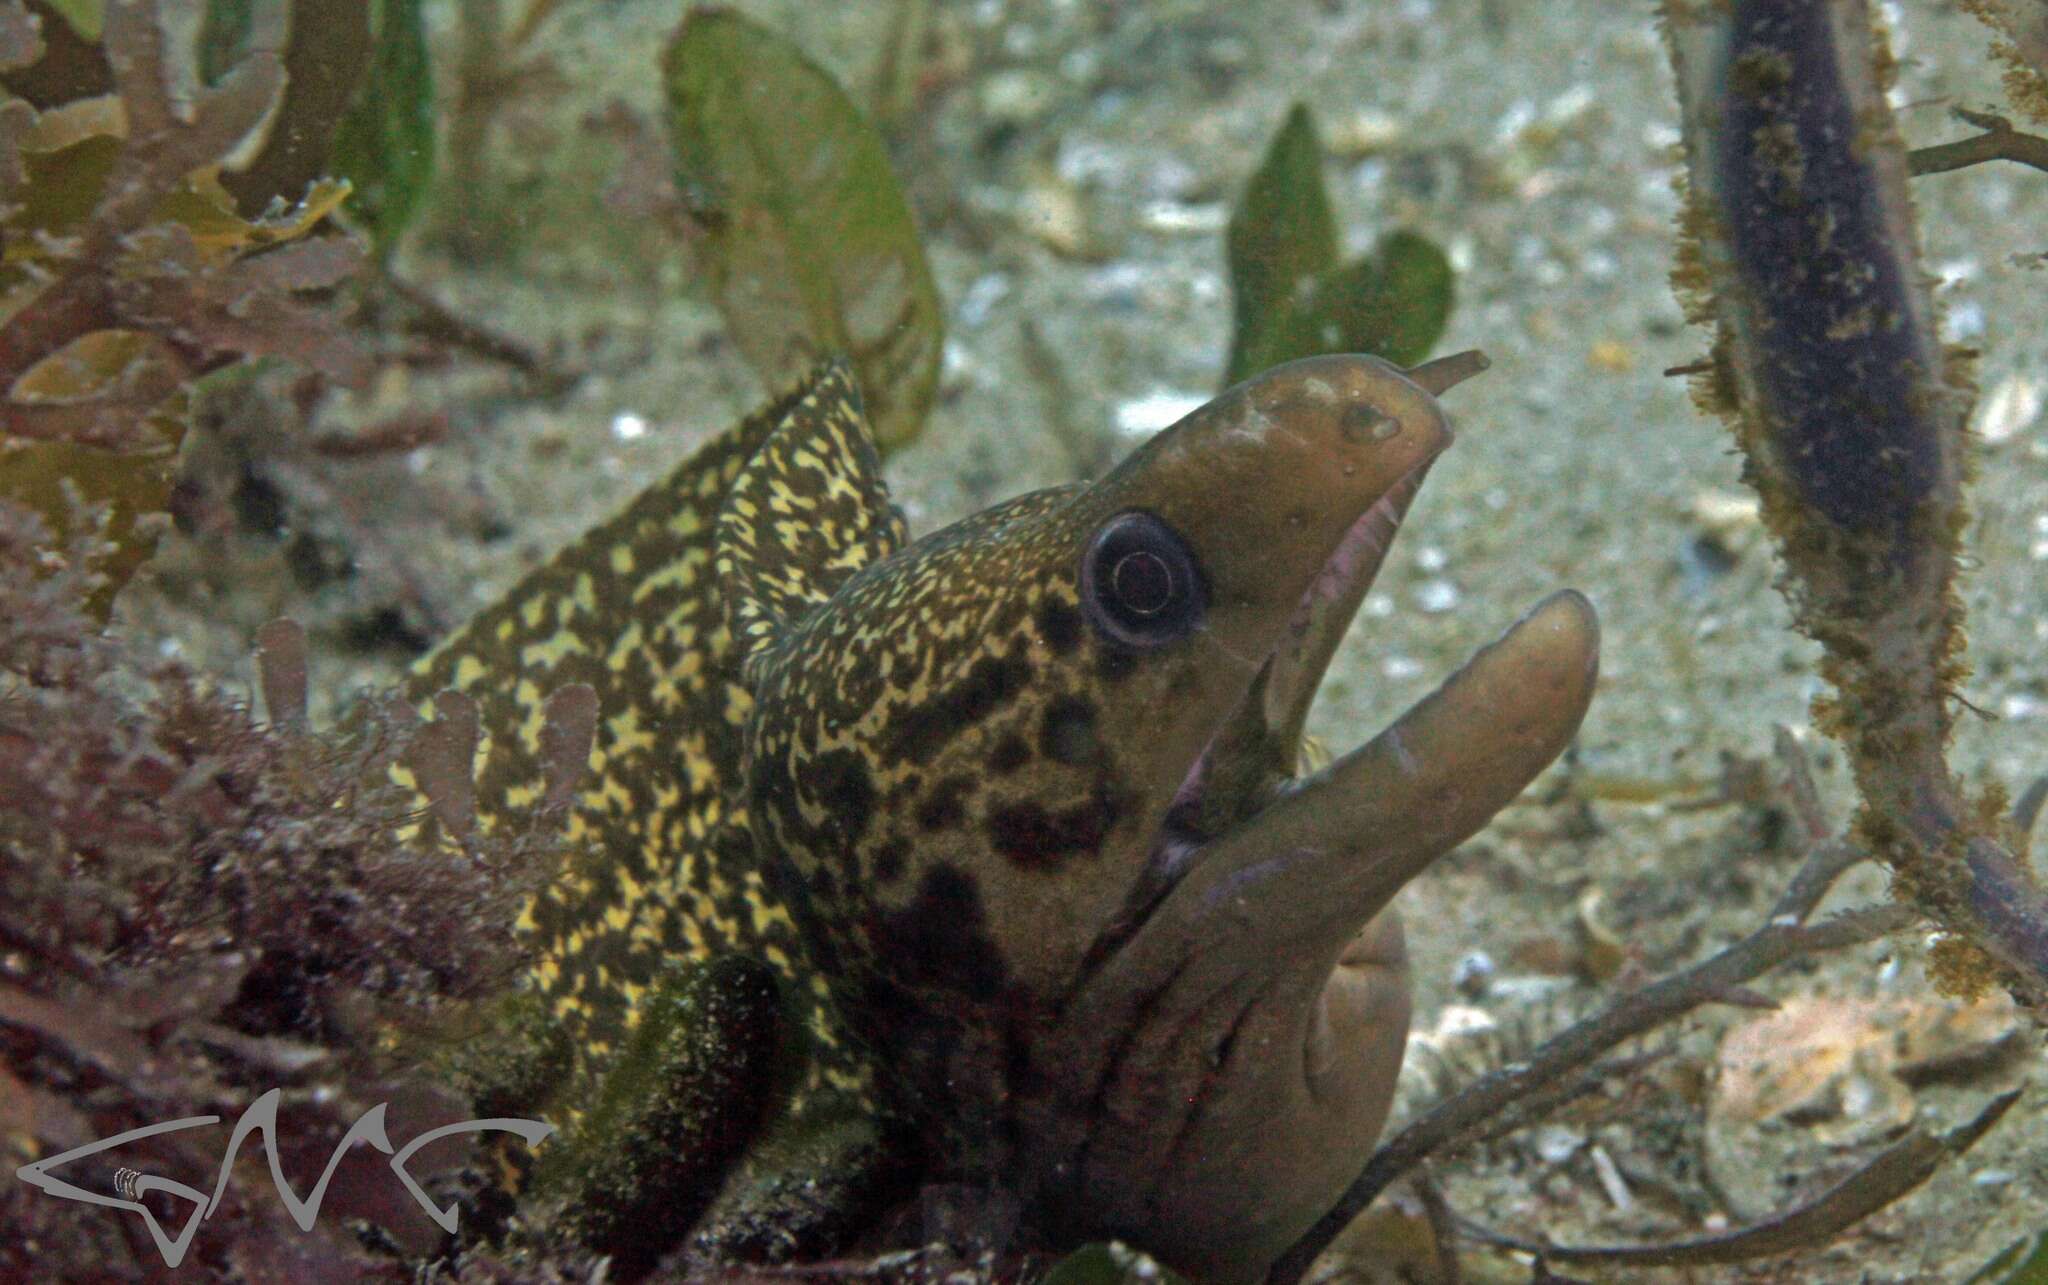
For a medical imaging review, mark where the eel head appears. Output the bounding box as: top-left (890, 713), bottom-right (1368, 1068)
top-left (715, 354), bottom-right (1597, 1281)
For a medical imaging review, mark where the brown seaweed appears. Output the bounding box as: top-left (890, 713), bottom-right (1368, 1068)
top-left (0, 495), bottom-right (593, 1277)
top-left (0, 0), bottom-right (368, 611)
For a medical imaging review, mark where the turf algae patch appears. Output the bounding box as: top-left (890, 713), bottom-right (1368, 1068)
top-left (436, 987), bottom-right (576, 1128)
top-left (664, 9), bottom-right (941, 455)
top-left (1664, 0), bottom-right (2048, 1007)
top-left (684, 1097), bottom-right (912, 1269)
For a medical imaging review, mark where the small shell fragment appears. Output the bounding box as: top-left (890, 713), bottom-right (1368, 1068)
top-left (1532, 1123), bottom-right (1584, 1165)
top-left (1688, 488), bottom-right (1761, 533)
top-left (1590, 1144), bottom-right (1634, 1212)
top-left (1973, 374), bottom-right (2042, 445)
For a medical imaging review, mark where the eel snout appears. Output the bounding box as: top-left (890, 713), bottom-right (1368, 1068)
top-left (1026, 591), bottom-right (1598, 1284)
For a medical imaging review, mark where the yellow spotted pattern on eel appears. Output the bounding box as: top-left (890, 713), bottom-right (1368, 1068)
top-left (402, 365), bottom-right (877, 1107)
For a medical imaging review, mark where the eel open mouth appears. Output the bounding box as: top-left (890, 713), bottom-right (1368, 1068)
top-left (1116, 350), bottom-right (1501, 928)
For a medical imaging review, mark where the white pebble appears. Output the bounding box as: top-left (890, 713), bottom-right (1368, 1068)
top-left (1414, 579), bottom-right (1462, 613)
top-left (1534, 1123), bottom-right (1585, 1165)
top-left (1138, 201), bottom-right (1228, 235)
top-left (957, 273), bottom-right (1012, 328)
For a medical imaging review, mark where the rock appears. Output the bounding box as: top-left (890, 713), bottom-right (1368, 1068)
top-left (1702, 992), bottom-right (2021, 1221)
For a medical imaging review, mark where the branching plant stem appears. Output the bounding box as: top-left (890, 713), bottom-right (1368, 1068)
top-left (1268, 736), bottom-right (1921, 1285)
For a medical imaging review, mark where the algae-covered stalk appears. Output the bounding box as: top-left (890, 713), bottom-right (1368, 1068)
top-left (1664, 0), bottom-right (2048, 1004)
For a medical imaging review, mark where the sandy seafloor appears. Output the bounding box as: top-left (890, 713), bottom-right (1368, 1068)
top-left (119, 1), bottom-right (2048, 1280)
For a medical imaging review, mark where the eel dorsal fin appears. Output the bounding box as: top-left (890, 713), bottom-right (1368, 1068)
top-left (402, 365), bottom-right (860, 1086)
top-left (715, 358), bottom-right (907, 686)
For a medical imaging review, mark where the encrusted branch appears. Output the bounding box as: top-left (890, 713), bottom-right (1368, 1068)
top-left (1410, 1171), bottom-right (1464, 1285)
top-left (1909, 108), bottom-right (2048, 176)
top-left (1279, 14), bottom-right (2048, 1277)
top-left (375, 267), bottom-right (580, 393)
top-left (1456, 1090), bottom-right (2017, 1269)
top-left (2014, 775), bottom-right (2048, 839)
top-left (1664, 0), bottom-right (2048, 1008)
top-left (1269, 905), bottom-right (1912, 1281)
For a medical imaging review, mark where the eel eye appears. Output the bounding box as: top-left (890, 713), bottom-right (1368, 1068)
top-left (1081, 510), bottom-right (1206, 648)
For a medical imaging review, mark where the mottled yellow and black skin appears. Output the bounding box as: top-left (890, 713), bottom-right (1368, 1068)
top-left (409, 353), bottom-right (1599, 1284)
top-left (720, 357), bottom-right (1408, 1177)
top-left (404, 371), bottom-right (866, 1098)
top-left (733, 483), bottom-right (1113, 1168)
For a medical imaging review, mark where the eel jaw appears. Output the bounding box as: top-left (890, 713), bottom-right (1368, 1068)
top-left (1154, 453), bottom-right (1437, 869)
top-left (1033, 591), bottom-right (1598, 1284)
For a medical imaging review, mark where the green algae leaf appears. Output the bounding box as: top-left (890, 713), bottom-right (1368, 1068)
top-left (664, 8), bottom-right (941, 454)
top-left (1307, 228), bottom-right (1454, 370)
top-left (215, 3), bottom-right (374, 218)
top-left (42, 0), bottom-right (101, 41)
top-left (1040, 1243), bottom-right (1191, 1285)
top-left (8, 110), bottom-right (119, 241)
top-left (329, 0), bottom-right (433, 249)
top-left (1225, 103), bottom-right (1454, 386)
top-left (1969, 1231), bottom-right (2048, 1284)
top-left (1225, 102), bottom-right (1339, 385)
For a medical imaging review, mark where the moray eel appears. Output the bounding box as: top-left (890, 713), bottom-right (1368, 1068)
top-left (408, 352), bottom-right (1598, 1282)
